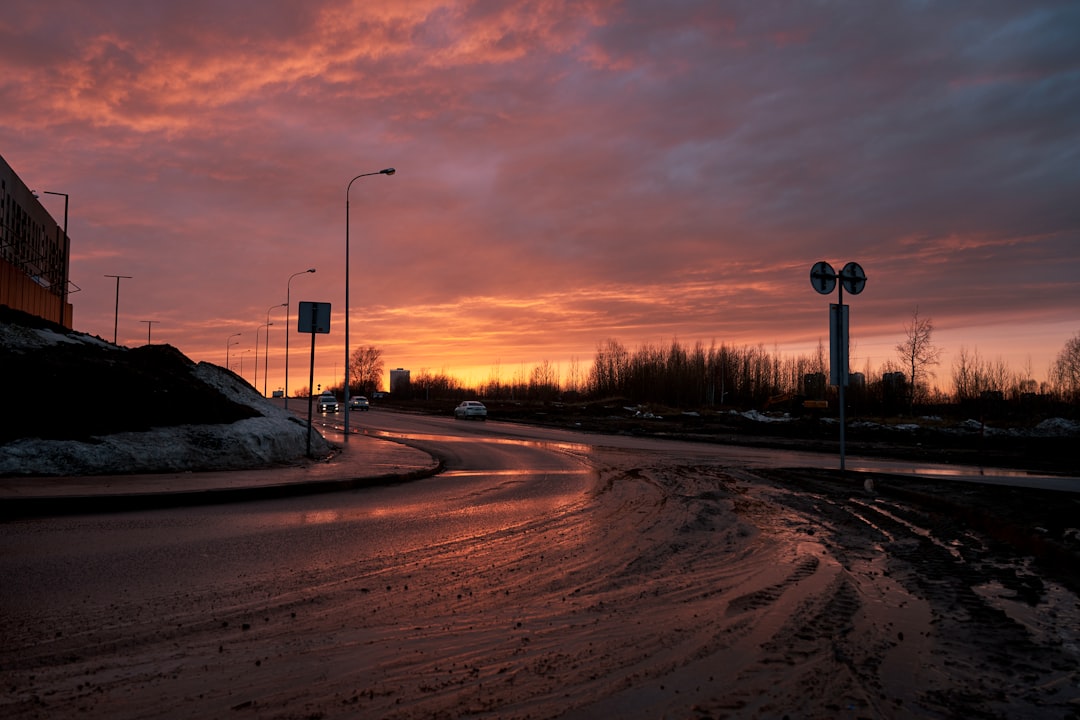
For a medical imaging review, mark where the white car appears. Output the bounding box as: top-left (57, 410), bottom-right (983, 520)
top-left (317, 394), bottom-right (339, 413)
top-left (349, 395), bottom-right (370, 410)
top-left (454, 400), bottom-right (487, 420)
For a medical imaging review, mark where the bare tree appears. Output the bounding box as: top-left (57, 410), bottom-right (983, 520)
top-left (951, 346), bottom-right (979, 402)
top-left (952, 346), bottom-right (1013, 402)
top-left (529, 360), bottom-right (560, 401)
top-left (349, 345), bottom-right (383, 396)
top-left (412, 369), bottom-right (463, 399)
top-left (1050, 330), bottom-right (1080, 403)
top-left (896, 306), bottom-right (942, 411)
top-left (588, 338), bottom-right (629, 398)
top-left (565, 355), bottom-right (583, 395)
top-left (482, 360), bottom-right (505, 399)
top-left (814, 338), bottom-right (827, 376)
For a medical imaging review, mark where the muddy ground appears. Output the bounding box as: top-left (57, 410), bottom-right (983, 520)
top-left (2, 448), bottom-right (1078, 719)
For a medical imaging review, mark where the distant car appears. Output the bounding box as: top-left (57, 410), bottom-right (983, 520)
top-left (317, 394), bottom-right (339, 413)
top-left (349, 395), bottom-right (370, 410)
top-left (454, 400), bottom-right (487, 420)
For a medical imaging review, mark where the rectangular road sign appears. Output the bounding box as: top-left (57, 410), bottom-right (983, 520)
top-left (297, 301), bottom-right (331, 334)
top-left (829, 302), bottom-right (849, 386)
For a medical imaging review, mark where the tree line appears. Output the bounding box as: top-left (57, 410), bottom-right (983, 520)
top-left (329, 320), bottom-right (1080, 416)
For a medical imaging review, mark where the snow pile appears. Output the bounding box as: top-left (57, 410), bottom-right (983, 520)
top-left (0, 414), bottom-right (328, 476)
top-left (0, 322), bottom-right (331, 476)
top-left (1033, 417), bottom-right (1080, 436)
top-left (952, 418), bottom-right (1080, 437)
top-left (0, 320), bottom-right (114, 352)
top-left (734, 409), bottom-right (794, 423)
top-left (849, 416), bottom-right (1080, 438)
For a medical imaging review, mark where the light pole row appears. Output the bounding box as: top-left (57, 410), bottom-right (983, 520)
top-left (255, 302), bottom-right (287, 397)
top-left (38, 188), bottom-right (324, 399)
top-left (226, 332), bottom-right (242, 369)
top-left (225, 269), bottom-right (317, 399)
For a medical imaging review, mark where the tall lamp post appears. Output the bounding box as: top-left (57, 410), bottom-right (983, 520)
top-left (104, 274), bottom-right (132, 344)
top-left (345, 168), bottom-right (395, 439)
top-left (285, 269), bottom-right (316, 409)
top-left (265, 302), bottom-right (286, 398)
top-left (42, 191), bottom-right (69, 327)
top-left (226, 332), bottom-right (241, 369)
top-left (255, 322), bottom-right (272, 395)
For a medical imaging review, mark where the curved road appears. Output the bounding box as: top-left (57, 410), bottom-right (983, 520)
top-left (360, 410), bottom-right (1078, 491)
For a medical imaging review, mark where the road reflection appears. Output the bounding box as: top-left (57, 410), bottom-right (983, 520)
top-left (367, 428), bottom-right (592, 456)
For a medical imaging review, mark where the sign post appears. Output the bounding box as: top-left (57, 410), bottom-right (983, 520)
top-left (810, 261), bottom-right (866, 471)
top-left (297, 301), bottom-right (331, 458)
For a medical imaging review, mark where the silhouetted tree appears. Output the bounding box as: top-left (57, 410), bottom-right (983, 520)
top-left (565, 355), bottom-right (584, 395)
top-left (412, 370), bottom-right (463, 400)
top-left (589, 338), bottom-right (629, 397)
top-left (529, 360), bottom-right (560, 401)
top-left (896, 306), bottom-right (942, 411)
top-left (1050, 330), bottom-right (1080, 403)
top-left (349, 345), bottom-right (383, 396)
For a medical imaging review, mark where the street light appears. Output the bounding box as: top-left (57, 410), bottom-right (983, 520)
top-left (226, 332), bottom-right (242, 368)
top-left (238, 349), bottom-right (251, 381)
top-left (265, 302), bottom-right (287, 398)
top-left (255, 321), bottom-right (273, 394)
top-left (42, 191), bottom-right (69, 327)
top-left (104, 274), bottom-right (132, 344)
top-left (285, 268), bottom-right (316, 409)
top-left (345, 167), bottom-right (395, 439)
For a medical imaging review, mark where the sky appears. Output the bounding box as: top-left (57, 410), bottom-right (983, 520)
top-left (3, 0), bottom-right (1079, 396)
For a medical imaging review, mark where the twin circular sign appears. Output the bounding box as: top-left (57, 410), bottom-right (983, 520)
top-left (810, 261), bottom-right (866, 296)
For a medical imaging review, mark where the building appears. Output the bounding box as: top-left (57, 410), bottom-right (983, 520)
top-left (0, 154), bottom-right (73, 328)
top-left (389, 367), bottom-right (411, 395)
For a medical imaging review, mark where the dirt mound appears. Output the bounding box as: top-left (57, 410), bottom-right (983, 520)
top-left (0, 307), bottom-right (328, 474)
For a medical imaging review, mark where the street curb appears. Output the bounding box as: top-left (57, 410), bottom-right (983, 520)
top-left (0, 460), bottom-right (444, 520)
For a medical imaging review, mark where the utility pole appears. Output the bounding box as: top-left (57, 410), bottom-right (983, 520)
top-left (140, 320), bottom-right (159, 345)
top-left (104, 274), bottom-right (132, 344)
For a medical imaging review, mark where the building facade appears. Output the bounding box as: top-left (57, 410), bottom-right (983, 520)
top-left (0, 154), bottom-right (72, 328)
top-left (389, 367), bottom-right (411, 395)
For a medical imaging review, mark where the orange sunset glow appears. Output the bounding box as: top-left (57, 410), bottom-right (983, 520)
top-left (3, 1), bottom-right (1078, 396)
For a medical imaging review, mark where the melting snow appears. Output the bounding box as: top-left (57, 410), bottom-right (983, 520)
top-left (0, 322), bottom-right (330, 477)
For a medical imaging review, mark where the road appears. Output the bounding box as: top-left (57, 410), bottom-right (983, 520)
top-left (358, 410), bottom-right (1079, 491)
top-left (2, 410), bottom-right (1079, 719)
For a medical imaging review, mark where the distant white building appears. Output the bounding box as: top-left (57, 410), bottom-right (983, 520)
top-left (390, 367), bottom-right (410, 395)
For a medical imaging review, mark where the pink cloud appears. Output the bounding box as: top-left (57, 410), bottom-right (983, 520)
top-left (2, 0), bottom-right (1077, 395)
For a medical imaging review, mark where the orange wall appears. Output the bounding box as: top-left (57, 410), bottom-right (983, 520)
top-left (0, 257), bottom-right (72, 328)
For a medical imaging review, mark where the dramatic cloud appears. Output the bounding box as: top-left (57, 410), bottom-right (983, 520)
top-left (3, 0), bottom-right (1078, 391)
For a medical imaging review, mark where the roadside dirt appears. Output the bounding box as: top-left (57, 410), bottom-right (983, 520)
top-left (3, 448), bottom-right (1078, 719)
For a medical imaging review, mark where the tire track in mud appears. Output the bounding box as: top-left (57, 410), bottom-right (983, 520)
top-left (558, 462), bottom-right (875, 719)
top-left (726, 468), bottom-right (1080, 720)
top-left (724, 555), bottom-right (821, 616)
